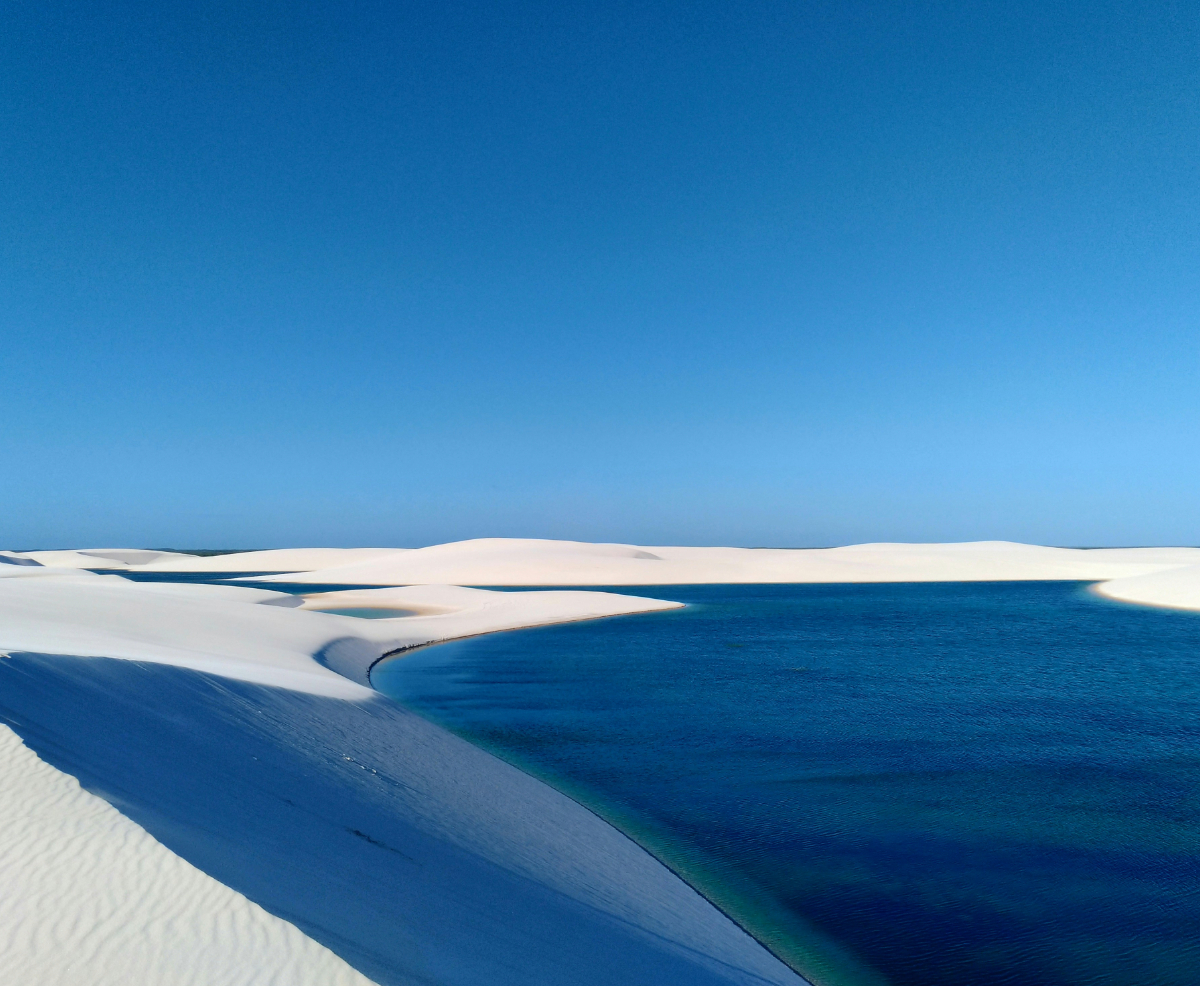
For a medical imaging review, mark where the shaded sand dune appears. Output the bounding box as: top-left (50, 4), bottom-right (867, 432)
top-left (1093, 563), bottom-right (1200, 611)
top-left (0, 723), bottom-right (376, 986)
top-left (0, 570), bottom-right (794, 985)
top-left (0, 656), bottom-right (807, 986)
top-left (138, 547), bottom-right (403, 572)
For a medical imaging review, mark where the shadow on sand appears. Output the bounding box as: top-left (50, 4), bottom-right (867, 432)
top-left (0, 653), bottom-right (807, 986)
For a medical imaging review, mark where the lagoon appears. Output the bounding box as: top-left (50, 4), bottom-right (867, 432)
top-left (373, 582), bottom-right (1200, 986)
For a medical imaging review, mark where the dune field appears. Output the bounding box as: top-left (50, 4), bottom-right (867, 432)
top-left (3, 539), bottom-right (1199, 985)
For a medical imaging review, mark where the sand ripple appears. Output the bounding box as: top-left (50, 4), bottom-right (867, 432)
top-left (0, 723), bottom-right (377, 986)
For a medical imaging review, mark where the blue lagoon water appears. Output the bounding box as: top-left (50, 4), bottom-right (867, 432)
top-left (371, 583), bottom-right (1200, 986)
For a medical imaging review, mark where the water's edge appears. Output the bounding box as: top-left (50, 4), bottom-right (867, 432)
top-left (370, 627), bottom-right (874, 986)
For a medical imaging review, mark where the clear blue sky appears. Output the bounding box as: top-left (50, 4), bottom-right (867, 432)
top-left (3, 1), bottom-right (1197, 548)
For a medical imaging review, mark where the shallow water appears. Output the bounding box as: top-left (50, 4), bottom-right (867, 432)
top-left (372, 582), bottom-right (1200, 986)
top-left (309, 607), bottom-right (418, 619)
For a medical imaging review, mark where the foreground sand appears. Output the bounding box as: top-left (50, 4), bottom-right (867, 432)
top-left (0, 723), bottom-right (376, 986)
top-left (1, 568), bottom-right (800, 986)
top-left (3, 539), bottom-right (1199, 985)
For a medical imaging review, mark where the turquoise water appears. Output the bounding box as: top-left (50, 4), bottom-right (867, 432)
top-left (372, 582), bottom-right (1200, 986)
top-left (311, 606), bottom-right (418, 619)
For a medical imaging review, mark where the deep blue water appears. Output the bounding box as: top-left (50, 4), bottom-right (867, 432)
top-left (372, 582), bottom-right (1200, 986)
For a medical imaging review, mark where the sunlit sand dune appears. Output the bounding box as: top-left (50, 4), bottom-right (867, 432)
top-left (223, 538), bottom-right (1200, 592)
top-left (15, 538), bottom-right (1200, 592)
top-left (1093, 563), bottom-right (1200, 611)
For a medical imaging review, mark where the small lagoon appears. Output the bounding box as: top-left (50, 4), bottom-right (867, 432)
top-left (373, 582), bottom-right (1200, 986)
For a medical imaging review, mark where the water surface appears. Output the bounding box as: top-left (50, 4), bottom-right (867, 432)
top-left (372, 582), bottom-right (1200, 986)
top-left (306, 606), bottom-right (418, 619)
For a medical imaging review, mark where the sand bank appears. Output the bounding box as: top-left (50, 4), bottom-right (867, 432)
top-left (0, 575), bottom-right (681, 692)
top-left (1092, 564), bottom-right (1200, 612)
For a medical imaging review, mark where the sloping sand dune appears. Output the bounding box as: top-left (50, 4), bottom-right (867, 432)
top-left (0, 722), bottom-right (378, 986)
top-left (1092, 564), bottom-right (1200, 612)
top-left (0, 575), bottom-right (680, 692)
top-left (2, 547), bottom-right (402, 571)
top-left (239, 538), bottom-right (1200, 587)
top-left (138, 547), bottom-right (405, 572)
top-left (8, 549), bottom-right (197, 569)
top-left (1, 572), bottom-right (797, 985)
top-left (1, 659), bottom-right (807, 986)
top-left (0, 564), bottom-right (99, 579)
top-left (0, 575), bottom-right (374, 696)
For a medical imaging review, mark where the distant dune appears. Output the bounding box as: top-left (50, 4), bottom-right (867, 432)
top-left (23, 537), bottom-right (1196, 593)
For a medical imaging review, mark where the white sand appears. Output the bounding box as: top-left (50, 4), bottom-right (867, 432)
top-left (1092, 564), bottom-right (1200, 612)
top-left (149, 538), bottom-right (1200, 587)
top-left (32, 539), bottom-right (1200, 596)
top-left (0, 575), bottom-right (681, 693)
top-left (0, 564), bottom-right (100, 579)
top-left (140, 547), bottom-right (403, 572)
top-left (0, 723), bottom-right (379, 986)
top-left (7, 549), bottom-right (197, 569)
top-left (0, 575), bottom-right (372, 696)
top-left (2, 547), bottom-right (402, 571)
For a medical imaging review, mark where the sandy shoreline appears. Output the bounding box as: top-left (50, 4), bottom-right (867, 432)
top-left (1090, 564), bottom-right (1200, 612)
top-left (3, 538), bottom-right (1200, 985)
top-left (1, 564), bottom-right (793, 986)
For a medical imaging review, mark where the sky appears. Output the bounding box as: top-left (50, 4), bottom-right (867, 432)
top-left (3, 0), bottom-right (1198, 549)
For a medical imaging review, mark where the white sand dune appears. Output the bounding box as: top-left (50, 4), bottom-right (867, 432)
top-left (2, 547), bottom-right (402, 571)
top-left (0, 575), bottom-right (680, 692)
top-left (0, 563), bottom-right (100, 579)
top-left (0, 723), bottom-right (378, 986)
top-left (225, 538), bottom-right (1200, 588)
top-left (1092, 564), bottom-right (1200, 612)
top-left (28, 539), bottom-right (1200, 593)
top-left (8, 548), bottom-right (197, 569)
top-left (139, 547), bottom-right (404, 572)
top-left (1, 551), bottom-right (44, 567)
top-left (0, 575), bottom-right (373, 696)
